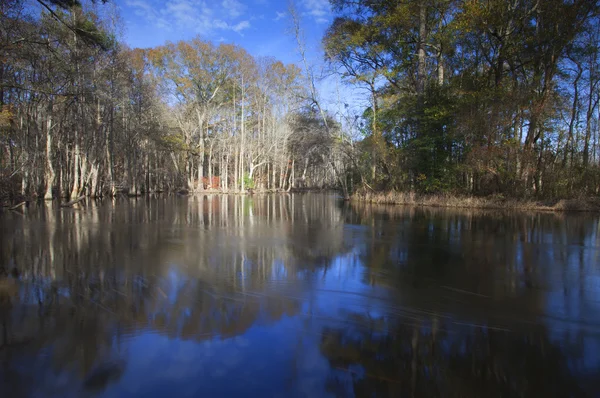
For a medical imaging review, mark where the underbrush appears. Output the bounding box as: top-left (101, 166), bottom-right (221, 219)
top-left (351, 191), bottom-right (600, 212)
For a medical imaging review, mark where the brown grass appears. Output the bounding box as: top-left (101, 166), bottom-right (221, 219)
top-left (351, 191), bottom-right (600, 212)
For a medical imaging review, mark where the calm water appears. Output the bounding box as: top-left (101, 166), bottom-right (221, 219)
top-left (1, 194), bottom-right (600, 397)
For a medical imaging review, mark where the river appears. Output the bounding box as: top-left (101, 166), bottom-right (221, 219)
top-left (1, 194), bottom-right (600, 397)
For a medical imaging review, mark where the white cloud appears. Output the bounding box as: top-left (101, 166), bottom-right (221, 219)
top-left (125, 0), bottom-right (252, 36)
top-left (126, 0), bottom-right (170, 29)
top-left (221, 0), bottom-right (246, 18)
top-left (300, 0), bottom-right (331, 22)
top-left (232, 20), bottom-right (250, 33)
top-left (164, 0), bottom-right (200, 26)
top-left (273, 11), bottom-right (286, 21)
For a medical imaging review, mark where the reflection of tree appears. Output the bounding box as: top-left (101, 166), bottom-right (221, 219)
top-left (2, 196), bottom-right (598, 396)
top-left (0, 194), bottom-right (349, 395)
top-left (332, 203), bottom-right (600, 397)
top-left (346, 202), bottom-right (600, 301)
top-left (320, 314), bottom-right (590, 397)
top-left (0, 269), bottom-right (302, 395)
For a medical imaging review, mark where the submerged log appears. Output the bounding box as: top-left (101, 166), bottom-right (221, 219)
top-left (8, 201), bottom-right (26, 211)
top-left (61, 196), bottom-right (86, 208)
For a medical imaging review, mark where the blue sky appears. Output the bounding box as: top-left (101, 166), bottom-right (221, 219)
top-left (117, 0), bottom-right (331, 65)
top-left (113, 0), bottom-right (367, 124)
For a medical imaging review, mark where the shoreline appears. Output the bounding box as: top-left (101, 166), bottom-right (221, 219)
top-left (351, 191), bottom-right (600, 213)
top-left (0, 188), bottom-right (335, 208)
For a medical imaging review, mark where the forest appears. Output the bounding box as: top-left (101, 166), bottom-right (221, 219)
top-left (0, 0), bottom-right (347, 202)
top-left (2, 0), bottom-right (600, 203)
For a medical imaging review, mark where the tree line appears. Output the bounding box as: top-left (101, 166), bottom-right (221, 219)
top-left (4, 0), bottom-right (600, 203)
top-left (0, 0), bottom-right (349, 202)
top-left (324, 0), bottom-right (600, 198)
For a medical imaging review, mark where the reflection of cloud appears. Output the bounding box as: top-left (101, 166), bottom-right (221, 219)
top-left (125, 0), bottom-right (251, 35)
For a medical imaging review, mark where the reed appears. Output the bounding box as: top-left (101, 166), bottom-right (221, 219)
top-left (351, 191), bottom-right (600, 212)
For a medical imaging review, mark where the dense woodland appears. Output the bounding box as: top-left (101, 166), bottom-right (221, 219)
top-left (0, 0), bottom-right (346, 202)
top-left (1, 0), bottom-right (600, 202)
top-left (325, 0), bottom-right (600, 198)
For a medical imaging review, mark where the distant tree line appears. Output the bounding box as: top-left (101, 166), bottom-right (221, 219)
top-left (0, 0), bottom-right (349, 202)
top-left (324, 0), bottom-right (600, 198)
top-left (5, 0), bottom-right (599, 202)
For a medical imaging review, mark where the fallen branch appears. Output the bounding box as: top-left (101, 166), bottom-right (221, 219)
top-left (9, 163), bottom-right (27, 178)
top-left (61, 196), bottom-right (85, 208)
top-left (9, 201), bottom-right (26, 211)
top-left (361, 179), bottom-right (375, 192)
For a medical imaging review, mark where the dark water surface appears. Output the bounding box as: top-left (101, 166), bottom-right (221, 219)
top-left (1, 194), bottom-right (600, 397)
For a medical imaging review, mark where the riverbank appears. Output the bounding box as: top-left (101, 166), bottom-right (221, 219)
top-left (0, 187), bottom-right (334, 208)
top-left (351, 191), bottom-right (600, 212)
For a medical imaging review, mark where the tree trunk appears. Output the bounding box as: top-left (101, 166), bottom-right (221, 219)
top-left (564, 65), bottom-right (581, 168)
top-left (240, 75), bottom-right (245, 192)
top-left (224, 154), bottom-right (229, 192)
top-left (44, 111), bottom-right (55, 200)
top-left (286, 159), bottom-right (294, 192)
top-left (90, 163), bottom-right (99, 198)
top-left (208, 144), bottom-right (213, 189)
top-left (107, 99), bottom-right (115, 196)
top-left (417, 3), bottom-right (427, 94)
top-left (196, 155), bottom-right (203, 191)
top-left (70, 140), bottom-right (80, 200)
top-left (234, 150), bottom-right (239, 193)
top-left (583, 77), bottom-right (597, 168)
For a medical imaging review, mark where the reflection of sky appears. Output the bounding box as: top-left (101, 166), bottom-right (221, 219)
top-left (311, 252), bottom-right (391, 321)
top-left (124, 213), bottom-right (600, 396)
top-left (96, 249), bottom-right (391, 398)
top-left (101, 317), bottom-right (333, 398)
top-left (543, 238), bottom-right (600, 376)
top-left (6, 198), bottom-right (600, 396)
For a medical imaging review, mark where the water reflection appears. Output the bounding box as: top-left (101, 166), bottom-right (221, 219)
top-left (1, 195), bottom-right (600, 397)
